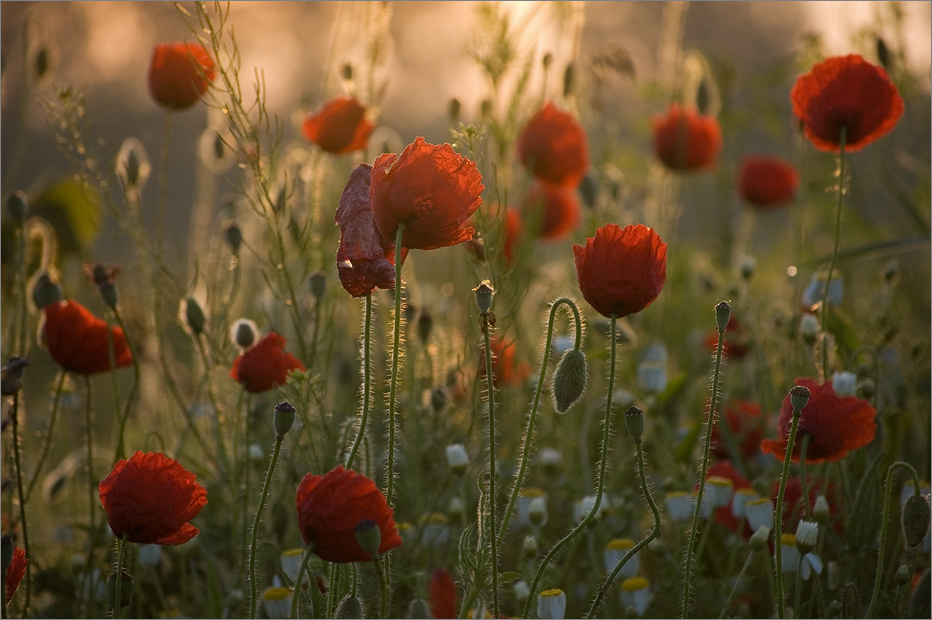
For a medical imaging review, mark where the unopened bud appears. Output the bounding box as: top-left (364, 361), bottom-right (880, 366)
top-left (33, 47), bottom-right (50, 81)
top-left (523, 534), bottom-right (538, 559)
top-left (273, 401), bottom-right (296, 438)
top-left (406, 598), bottom-right (431, 619)
top-left (876, 36), bottom-right (890, 70)
top-left (225, 222), bottom-right (243, 253)
top-left (895, 564), bottom-right (910, 586)
top-left (308, 271), bottom-right (327, 300)
top-left (624, 406), bottom-right (645, 441)
top-left (334, 593), bottom-right (365, 619)
top-left (902, 493), bottom-right (931, 548)
top-left (181, 297), bottom-right (205, 336)
top-left (1, 357), bottom-right (29, 396)
top-left (232, 319), bottom-right (257, 349)
top-left (842, 583), bottom-right (861, 618)
top-left (789, 385), bottom-right (811, 413)
top-left (354, 519), bottom-right (382, 559)
top-left (417, 311), bottom-right (433, 342)
top-left (430, 387), bottom-right (447, 413)
top-left (32, 273), bottom-right (62, 309)
top-left (473, 280), bottom-right (494, 314)
top-left (715, 301), bottom-right (732, 331)
top-left (6, 191), bottom-right (27, 222)
top-left (552, 348), bottom-right (587, 414)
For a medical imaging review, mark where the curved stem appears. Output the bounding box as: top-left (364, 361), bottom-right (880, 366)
top-left (865, 461), bottom-right (922, 618)
top-left (773, 405), bottom-right (804, 619)
top-left (498, 297), bottom-right (581, 546)
top-left (386, 224), bottom-right (406, 507)
top-left (248, 435), bottom-right (284, 619)
top-left (345, 294), bottom-right (373, 470)
top-left (113, 534), bottom-right (127, 620)
top-left (481, 313), bottom-right (500, 619)
top-left (25, 370), bottom-right (67, 503)
top-left (289, 547), bottom-right (315, 619)
top-left (819, 126), bottom-right (846, 381)
top-left (523, 314), bottom-right (617, 619)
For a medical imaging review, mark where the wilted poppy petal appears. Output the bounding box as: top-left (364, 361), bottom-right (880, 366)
top-left (5, 547), bottom-right (27, 605)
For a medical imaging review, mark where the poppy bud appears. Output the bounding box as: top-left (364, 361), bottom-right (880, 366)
top-left (448, 98), bottom-right (461, 122)
top-left (624, 406), bottom-right (645, 441)
top-left (551, 348), bottom-right (587, 414)
top-left (224, 222), bottom-right (243, 253)
top-left (856, 377), bottom-right (876, 400)
top-left (116, 138), bottom-right (151, 192)
top-left (1, 357), bottom-right (29, 396)
top-left (6, 190), bottom-right (27, 222)
top-left (542, 53), bottom-right (554, 69)
top-left (895, 564), bottom-right (910, 586)
top-left (417, 311), bottom-right (433, 342)
top-left (696, 80), bottom-right (711, 114)
top-left (95, 282), bottom-right (117, 310)
top-left (308, 271), bottom-right (327, 300)
top-left (842, 583), bottom-right (861, 618)
top-left (473, 280), bottom-right (494, 314)
top-left (354, 519), bottom-right (382, 560)
top-left (181, 297), bottom-right (206, 336)
top-left (523, 534), bottom-right (539, 559)
top-left (902, 493), bottom-right (931, 548)
top-left (882, 259), bottom-right (899, 283)
top-left (406, 598), bottom-right (431, 619)
top-left (832, 371), bottom-right (857, 397)
top-left (273, 401), bottom-right (296, 438)
top-left (231, 319), bottom-right (257, 349)
top-left (32, 273), bottom-right (62, 309)
top-left (447, 496), bottom-right (464, 522)
top-left (789, 385), bottom-right (811, 412)
top-left (715, 300), bottom-right (731, 331)
top-left (107, 568), bottom-right (134, 610)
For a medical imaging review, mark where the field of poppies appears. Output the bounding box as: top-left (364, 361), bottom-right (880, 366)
top-left (1, 2), bottom-right (930, 619)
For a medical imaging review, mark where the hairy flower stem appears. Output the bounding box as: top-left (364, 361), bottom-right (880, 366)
top-left (819, 126), bottom-right (846, 381)
top-left (345, 294), bottom-right (373, 470)
top-left (25, 371), bottom-right (66, 502)
top-left (718, 550), bottom-right (756, 619)
top-left (480, 310), bottom-right (501, 619)
top-left (247, 435), bottom-right (284, 619)
top-left (10, 393), bottom-right (32, 615)
top-left (866, 461), bottom-right (922, 618)
top-left (386, 223), bottom-right (406, 507)
top-left (523, 314), bottom-right (618, 619)
top-left (80, 375), bottom-right (103, 616)
top-left (585, 435), bottom-right (662, 618)
top-left (289, 548), bottom-right (315, 619)
top-left (112, 534), bottom-right (127, 620)
top-left (773, 403), bottom-right (804, 619)
top-left (681, 313), bottom-right (728, 618)
top-left (376, 555), bottom-right (390, 619)
top-left (111, 308), bottom-right (140, 464)
top-left (498, 298), bottom-right (582, 546)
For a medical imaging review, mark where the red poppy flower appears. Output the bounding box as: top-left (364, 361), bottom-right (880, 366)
top-left (230, 332), bottom-right (305, 393)
top-left (480, 337), bottom-right (531, 387)
top-left (429, 568), bottom-right (457, 619)
top-left (739, 155), bottom-right (800, 208)
top-left (147, 42), bottom-right (216, 110)
top-left (301, 97), bottom-right (375, 154)
top-left (703, 315), bottom-right (751, 360)
top-left (503, 207), bottom-right (522, 264)
top-left (523, 181), bottom-right (581, 241)
top-left (98, 451), bottom-right (207, 545)
top-left (702, 460), bottom-right (753, 535)
top-left (573, 223), bottom-right (667, 319)
top-left (760, 377), bottom-right (876, 464)
top-left (652, 104), bottom-right (722, 171)
top-left (41, 300), bottom-right (133, 375)
top-left (5, 547), bottom-right (27, 605)
top-left (335, 163), bottom-right (406, 297)
top-left (790, 54), bottom-right (904, 152)
top-left (295, 466), bottom-right (402, 563)
top-left (370, 137), bottom-right (484, 250)
top-left (711, 399), bottom-right (765, 461)
top-left (516, 102), bottom-right (590, 189)
top-left (771, 476), bottom-right (842, 534)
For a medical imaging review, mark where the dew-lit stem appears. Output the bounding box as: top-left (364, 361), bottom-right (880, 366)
top-left (345, 294), bottom-right (373, 470)
top-left (386, 224), bottom-right (406, 507)
top-left (819, 125), bottom-right (846, 381)
top-left (247, 434), bottom-right (284, 619)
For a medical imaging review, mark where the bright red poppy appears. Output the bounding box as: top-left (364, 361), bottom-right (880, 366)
top-left (573, 223), bottom-right (667, 319)
top-left (711, 399), bottom-right (765, 461)
top-left (703, 315), bottom-right (751, 360)
top-left (98, 452), bottom-right (207, 545)
top-left (370, 137), bottom-right (484, 250)
top-left (335, 163), bottom-right (406, 297)
top-left (481, 337), bottom-right (531, 387)
top-left (230, 332), bottom-right (304, 393)
top-left (652, 104), bottom-right (722, 171)
top-left (739, 155), bottom-right (800, 208)
top-left (295, 466), bottom-right (402, 563)
top-left (41, 300), bottom-right (133, 375)
top-left (790, 54), bottom-right (904, 152)
top-left (703, 460), bottom-right (753, 535)
top-left (301, 97), bottom-right (375, 154)
top-left (760, 377), bottom-right (876, 464)
top-left (429, 568), bottom-right (457, 619)
top-left (516, 102), bottom-right (590, 189)
top-left (147, 42), bottom-right (216, 110)
top-left (5, 546), bottom-right (27, 605)
top-left (523, 181), bottom-right (581, 241)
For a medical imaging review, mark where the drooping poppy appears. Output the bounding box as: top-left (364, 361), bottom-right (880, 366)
top-left (523, 180), bottom-right (581, 241)
top-left (230, 331), bottom-right (305, 393)
top-left (147, 42), bottom-right (216, 110)
top-left (301, 96), bottom-right (375, 154)
top-left (516, 102), bottom-right (590, 189)
top-left (573, 223), bottom-right (667, 319)
top-left (429, 568), bottom-right (457, 619)
top-left (760, 377), bottom-right (876, 464)
top-left (335, 163), bottom-right (406, 297)
top-left (790, 54), bottom-right (904, 152)
top-left (295, 466), bottom-right (402, 563)
top-left (711, 399), bottom-right (765, 461)
top-left (5, 547), bottom-right (27, 605)
top-left (739, 155), bottom-right (800, 208)
top-left (99, 451), bottom-right (208, 545)
top-left (480, 337), bottom-right (531, 387)
top-left (370, 137), bottom-right (484, 250)
top-left (41, 299), bottom-right (133, 375)
top-left (703, 315), bottom-right (751, 360)
top-left (652, 103), bottom-right (722, 171)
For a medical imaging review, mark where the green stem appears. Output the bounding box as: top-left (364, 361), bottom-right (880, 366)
top-left (481, 313), bottom-right (500, 619)
top-left (377, 555), bottom-right (389, 619)
top-left (25, 370), bottom-right (66, 503)
top-left (326, 563), bottom-right (338, 618)
top-left (345, 294), bottom-right (373, 470)
top-left (865, 461), bottom-right (922, 619)
top-left (194, 333), bottom-right (231, 476)
top-left (498, 298), bottom-right (581, 547)
top-left (111, 308), bottom-right (140, 464)
top-left (718, 550), bottom-right (755, 619)
top-left (773, 403), bottom-right (805, 619)
top-left (113, 534), bottom-right (127, 620)
top-left (681, 314), bottom-right (728, 618)
top-left (247, 435), bottom-right (284, 619)
top-left (799, 435), bottom-right (811, 520)
top-left (522, 314), bottom-right (618, 620)
top-left (10, 393), bottom-right (31, 616)
top-left (819, 126), bottom-right (846, 382)
top-left (289, 547), bottom-right (315, 619)
top-left (386, 224), bottom-right (406, 507)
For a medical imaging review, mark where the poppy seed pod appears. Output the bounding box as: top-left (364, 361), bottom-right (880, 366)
top-left (552, 348), bottom-right (587, 414)
top-left (624, 406), bottom-right (645, 441)
top-left (474, 280), bottom-right (494, 314)
top-left (231, 319), bottom-right (257, 349)
top-left (902, 493), bottom-right (931, 548)
top-left (789, 385), bottom-right (811, 412)
top-left (273, 401), bottom-right (296, 438)
top-left (224, 222), bottom-right (243, 253)
top-left (32, 273), bottom-right (62, 310)
top-left (182, 297), bottom-right (206, 337)
top-left (715, 300), bottom-right (732, 331)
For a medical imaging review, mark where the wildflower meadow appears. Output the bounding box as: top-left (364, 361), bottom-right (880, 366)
top-left (2, 2), bottom-right (931, 618)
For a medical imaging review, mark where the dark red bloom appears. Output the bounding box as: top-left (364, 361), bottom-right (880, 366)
top-left (704, 315), bottom-right (751, 360)
top-left (573, 223), bottom-right (667, 319)
top-left (98, 452), bottom-right (207, 545)
top-left (147, 42), bottom-right (215, 110)
top-left (481, 337), bottom-right (531, 387)
top-left (517, 102), bottom-right (590, 189)
top-left (739, 156), bottom-right (800, 208)
top-left (295, 466), bottom-right (402, 563)
top-left (41, 300), bottom-right (133, 375)
top-left (761, 377), bottom-right (877, 464)
top-left (5, 547), bottom-right (27, 605)
top-left (370, 137), bottom-right (484, 250)
top-left (523, 181), bottom-right (581, 241)
top-left (429, 568), bottom-right (457, 619)
top-left (652, 104), bottom-right (722, 171)
top-left (711, 399), bottom-right (765, 461)
top-left (301, 97), bottom-right (375, 154)
top-left (230, 332), bottom-right (305, 393)
top-left (704, 461), bottom-right (753, 535)
top-left (335, 164), bottom-right (406, 297)
top-left (790, 54), bottom-right (904, 152)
